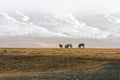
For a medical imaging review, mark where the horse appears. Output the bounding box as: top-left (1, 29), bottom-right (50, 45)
top-left (65, 44), bottom-right (72, 48)
top-left (59, 44), bottom-right (63, 48)
top-left (78, 43), bottom-right (85, 48)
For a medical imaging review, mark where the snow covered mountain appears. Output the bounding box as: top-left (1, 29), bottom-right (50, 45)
top-left (0, 11), bottom-right (120, 39)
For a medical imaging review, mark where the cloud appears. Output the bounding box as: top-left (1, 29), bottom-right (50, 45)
top-left (16, 11), bottom-right (30, 21)
top-left (0, 11), bottom-right (119, 40)
top-left (53, 13), bottom-right (111, 39)
top-left (1, 11), bottom-right (17, 22)
top-left (0, 11), bottom-right (67, 37)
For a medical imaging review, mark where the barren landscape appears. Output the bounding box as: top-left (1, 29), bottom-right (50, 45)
top-left (0, 48), bottom-right (119, 80)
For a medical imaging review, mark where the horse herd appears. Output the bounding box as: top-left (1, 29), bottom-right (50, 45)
top-left (59, 43), bottom-right (85, 48)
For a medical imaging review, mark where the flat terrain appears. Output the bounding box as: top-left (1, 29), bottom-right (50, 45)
top-left (0, 48), bottom-right (119, 80)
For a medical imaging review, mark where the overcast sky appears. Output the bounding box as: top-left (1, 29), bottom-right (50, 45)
top-left (0, 0), bottom-right (120, 48)
top-left (0, 0), bottom-right (120, 13)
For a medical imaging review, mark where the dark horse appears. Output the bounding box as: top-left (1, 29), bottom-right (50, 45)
top-left (65, 44), bottom-right (72, 48)
top-left (59, 44), bottom-right (63, 48)
top-left (78, 43), bottom-right (85, 48)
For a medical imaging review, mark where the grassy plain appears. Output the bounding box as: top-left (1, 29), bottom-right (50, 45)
top-left (0, 48), bottom-right (119, 80)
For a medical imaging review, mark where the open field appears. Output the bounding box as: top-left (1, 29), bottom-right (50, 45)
top-left (0, 48), bottom-right (119, 80)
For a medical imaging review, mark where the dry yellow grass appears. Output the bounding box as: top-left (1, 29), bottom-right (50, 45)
top-left (0, 48), bottom-right (119, 59)
top-left (0, 48), bottom-right (119, 78)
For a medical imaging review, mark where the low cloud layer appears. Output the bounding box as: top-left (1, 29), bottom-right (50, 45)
top-left (1, 11), bottom-right (120, 40)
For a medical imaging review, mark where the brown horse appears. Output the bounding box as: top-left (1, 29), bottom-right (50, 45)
top-left (65, 44), bottom-right (72, 48)
top-left (59, 44), bottom-right (63, 48)
top-left (78, 43), bottom-right (85, 48)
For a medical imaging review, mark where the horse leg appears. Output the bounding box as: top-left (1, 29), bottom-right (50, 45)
top-left (83, 45), bottom-right (85, 48)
